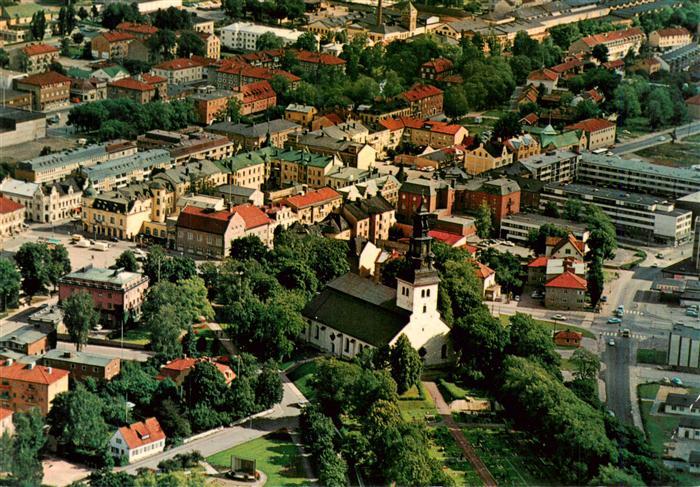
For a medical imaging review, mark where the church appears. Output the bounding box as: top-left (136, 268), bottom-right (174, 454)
top-left (302, 203), bottom-right (452, 365)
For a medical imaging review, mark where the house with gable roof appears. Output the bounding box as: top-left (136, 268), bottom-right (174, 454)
top-left (545, 271), bottom-right (587, 310)
top-left (109, 417), bottom-right (165, 463)
top-left (546, 234), bottom-right (587, 259)
top-left (302, 204), bottom-right (452, 365)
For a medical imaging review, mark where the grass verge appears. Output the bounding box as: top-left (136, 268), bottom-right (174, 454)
top-left (499, 314), bottom-right (595, 339)
top-left (398, 383), bottom-right (439, 422)
top-left (637, 348), bottom-right (667, 365)
top-left (287, 360), bottom-right (318, 401)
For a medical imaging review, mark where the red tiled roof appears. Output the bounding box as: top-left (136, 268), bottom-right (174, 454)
top-left (545, 271), bottom-right (587, 290)
top-left (0, 196), bottom-right (23, 214)
top-left (284, 187), bottom-right (341, 209)
top-left (686, 94), bottom-right (700, 106)
top-left (472, 260), bottom-right (495, 279)
top-left (102, 31), bottom-right (135, 43)
top-left (218, 61), bottom-right (301, 83)
top-left (158, 357), bottom-right (236, 383)
top-left (528, 256), bottom-right (548, 268)
top-left (654, 27), bottom-right (690, 38)
top-left (22, 43), bottom-right (58, 56)
top-left (118, 418), bottom-right (165, 450)
top-left (109, 77), bottom-right (155, 92)
top-left (566, 118), bottom-right (615, 133)
top-left (401, 83), bottom-right (443, 102)
top-left (18, 71), bottom-right (71, 87)
top-left (232, 204), bottom-right (271, 230)
top-left (154, 57), bottom-right (202, 71)
top-left (527, 68), bottom-right (558, 82)
top-left (296, 50), bottom-right (346, 66)
top-left (318, 113), bottom-right (343, 126)
top-left (176, 206), bottom-right (237, 235)
top-left (428, 230), bottom-right (465, 247)
top-left (117, 22), bottom-right (158, 36)
top-left (603, 59), bottom-right (625, 69)
top-left (547, 234), bottom-right (585, 255)
top-left (584, 89), bottom-right (604, 103)
top-left (0, 361), bottom-right (69, 385)
top-left (190, 55), bottom-right (219, 67)
top-left (580, 27), bottom-right (644, 48)
top-left (520, 112), bottom-right (539, 125)
top-left (239, 80), bottom-right (276, 103)
top-left (141, 73), bottom-right (166, 85)
top-left (379, 117), bottom-right (463, 136)
top-left (551, 58), bottom-right (582, 74)
top-left (422, 57), bottom-right (453, 74)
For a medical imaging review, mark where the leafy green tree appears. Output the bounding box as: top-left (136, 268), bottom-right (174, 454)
top-left (592, 44), bottom-right (609, 63)
top-left (14, 243), bottom-right (51, 300)
top-left (159, 399), bottom-right (192, 440)
top-left (571, 347), bottom-right (600, 382)
top-left (147, 29), bottom-right (178, 62)
top-left (48, 245), bottom-right (71, 292)
top-left (11, 409), bottom-right (45, 487)
top-left (222, 0), bottom-right (244, 17)
top-left (583, 204), bottom-right (617, 260)
top-left (254, 361), bottom-right (283, 409)
top-left (389, 334), bottom-right (422, 395)
top-left (509, 55), bottom-right (532, 85)
top-left (72, 32), bottom-right (85, 44)
top-left (62, 291), bottom-right (99, 351)
top-left (543, 200), bottom-right (560, 218)
top-left (177, 30), bottom-right (205, 58)
top-left (444, 86), bottom-right (469, 118)
top-left (0, 431), bottom-right (11, 473)
top-left (30, 10), bottom-right (47, 41)
top-left (574, 99), bottom-right (600, 120)
top-left (562, 198), bottom-right (584, 221)
top-left (475, 201), bottom-right (492, 238)
top-left (78, 6), bottom-right (89, 20)
top-left (645, 87), bottom-right (674, 128)
top-left (452, 306), bottom-right (509, 378)
top-left (148, 304), bottom-right (184, 360)
top-left (227, 375), bottom-right (257, 418)
top-left (231, 235), bottom-right (269, 262)
top-left (0, 49), bottom-right (8, 69)
top-left (106, 361), bottom-right (159, 412)
top-left (588, 256), bottom-right (605, 306)
top-left (527, 223), bottom-right (568, 254)
top-left (152, 6), bottom-right (193, 30)
top-left (507, 313), bottom-right (560, 375)
top-left (182, 325), bottom-right (198, 358)
top-left (479, 248), bottom-right (525, 294)
top-left (318, 451), bottom-right (348, 487)
top-left (47, 384), bottom-right (111, 459)
top-left (256, 32), bottom-right (284, 51)
top-left (592, 464), bottom-right (643, 486)
top-left (115, 250), bottom-right (139, 272)
top-left (0, 258), bottom-right (20, 311)
top-left (492, 112), bottom-right (522, 141)
top-left (183, 361), bottom-right (229, 409)
top-left (101, 3), bottom-right (142, 29)
top-left (294, 31), bottom-right (318, 51)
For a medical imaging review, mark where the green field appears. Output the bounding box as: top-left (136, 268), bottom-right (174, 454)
top-left (114, 327), bottom-right (150, 345)
top-left (638, 383), bottom-right (661, 401)
top-left (398, 383), bottom-right (439, 422)
top-left (639, 401), bottom-right (678, 455)
top-left (636, 140), bottom-right (700, 168)
top-left (207, 432), bottom-right (311, 486)
top-left (499, 314), bottom-right (595, 339)
top-left (431, 426), bottom-right (483, 486)
top-left (637, 348), bottom-right (667, 365)
top-left (462, 428), bottom-right (559, 485)
top-left (287, 360), bottom-right (318, 401)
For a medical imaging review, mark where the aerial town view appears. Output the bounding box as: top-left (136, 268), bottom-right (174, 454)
top-left (0, 0), bottom-right (700, 485)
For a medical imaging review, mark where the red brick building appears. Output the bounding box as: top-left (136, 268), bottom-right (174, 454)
top-left (544, 271), bottom-right (587, 311)
top-left (554, 329), bottom-right (582, 347)
top-left (400, 83), bottom-right (444, 118)
top-left (420, 58), bottom-right (454, 81)
top-left (14, 71), bottom-right (71, 111)
top-left (455, 178), bottom-right (520, 224)
top-left (397, 178), bottom-right (454, 220)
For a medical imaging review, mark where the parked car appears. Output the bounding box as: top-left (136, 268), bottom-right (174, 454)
top-left (672, 377), bottom-right (684, 386)
top-left (687, 309), bottom-right (699, 317)
top-left (600, 296), bottom-right (608, 302)
top-left (656, 253), bottom-right (664, 259)
top-left (552, 314), bottom-right (567, 321)
top-left (514, 295), bottom-right (520, 302)
top-left (607, 317), bottom-right (622, 324)
top-left (608, 339), bottom-right (615, 346)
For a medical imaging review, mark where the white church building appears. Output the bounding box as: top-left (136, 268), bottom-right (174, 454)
top-left (302, 204), bottom-right (452, 365)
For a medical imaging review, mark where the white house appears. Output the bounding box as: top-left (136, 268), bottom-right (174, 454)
top-left (665, 393), bottom-right (700, 416)
top-left (678, 417), bottom-right (700, 441)
top-left (220, 22), bottom-right (305, 51)
top-left (302, 204), bottom-right (451, 365)
top-left (109, 417), bottom-right (166, 463)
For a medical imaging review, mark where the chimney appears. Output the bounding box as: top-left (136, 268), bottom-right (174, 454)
top-left (28, 362), bottom-right (35, 370)
top-left (47, 367), bottom-right (52, 374)
top-left (5, 358), bottom-right (13, 366)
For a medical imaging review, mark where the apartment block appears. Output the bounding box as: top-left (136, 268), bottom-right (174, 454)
top-left (0, 359), bottom-right (69, 415)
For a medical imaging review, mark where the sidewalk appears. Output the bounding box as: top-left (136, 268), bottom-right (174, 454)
top-left (423, 381), bottom-right (498, 487)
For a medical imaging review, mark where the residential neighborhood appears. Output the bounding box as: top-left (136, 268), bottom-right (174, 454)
top-left (0, 0), bottom-right (699, 485)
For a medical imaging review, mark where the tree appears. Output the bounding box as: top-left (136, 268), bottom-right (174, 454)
top-left (389, 334), bottom-right (422, 395)
top-left (592, 44), bottom-right (609, 63)
top-left (62, 291), bottom-right (99, 352)
top-left (183, 361), bottom-right (229, 409)
top-left (227, 375), bottom-right (257, 418)
top-left (613, 85), bottom-right (642, 122)
top-left (255, 361), bottom-right (283, 409)
top-left (230, 235), bottom-right (269, 262)
top-left (452, 307), bottom-right (509, 378)
top-left (48, 245), bottom-right (71, 292)
top-left (152, 6), bottom-right (193, 30)
top-left (78, 6), bottom-right (89, 20)
top-left (116, 250), bottom-right (139, 272)
top-left (592, 465), bottom-right (643, 486)
top-left (645, 87), bottom-right (674, 128)
top-left (223, 0), bottom-right (244, 18)
top-left (588, 255), bottom-right (605, 307)
top-left (14, 242), bottom-right (51, 301)
top-left (475, 201), bottom-right (492, 239)
top-left (182, 325), bottom-right (198, 358)
top-left (0, 258), bottom-right (20, 311)
top-left (492, 111), bottom-right (522, 141)
top-left (256, 32), bottom-right (284, 51)
top-left (444, 86), bottom-right (469, 118)
top-left (177, 30), bottom-right (206, 58)
top-left (101, 3), bottom-right (142, 29)
top-left (147, 29), bottom-right (178, 62)
top-left (571, 347), bottom-right (600, 382)
top-left (527, 223), bottom-right (568, 254)
top-left (30, 10), bottom-right (47, 41)
top-left (72, 32), bottom-right (85, 44)
top-left (480, 247), bottom-right (526, 295)
top-left (574, 99), bottom-right (600, 120)
top-left (47, 384), bottom-right (111, 459)
top-left (159, 399), bottom-right (192, 440)
top-left (318, 451), bottom-right (348, 487)
top-left (583, 205), bottom-right (617, 260)
top-left (148, 304), bottom-right (184, 360)
top-left (543, 201), bottom-right (560, 218)
top-left (507, 313), bottom-right (560, 375)
top-left (294, 31), bottom-right (318, 51)
top-left (11, 409), bottom-right (45, 487)
top-left (0, 49), bottom-right (9, 69)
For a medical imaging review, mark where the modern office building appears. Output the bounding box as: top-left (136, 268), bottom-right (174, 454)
top-left (541, 183), bottom-right (693, 245)
top-left (668, 323), bottom-right (700, 369)
top-left (220, 22), bottom-right (304, 51)
top-left (499, 212), bottom-right (590, 243)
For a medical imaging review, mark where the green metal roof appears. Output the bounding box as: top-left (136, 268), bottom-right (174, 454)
top-left (66, 68), bottom-right (92, 80)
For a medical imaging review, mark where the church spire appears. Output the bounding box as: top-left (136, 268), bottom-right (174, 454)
top-left (407, 194), bottom-right (434, 272)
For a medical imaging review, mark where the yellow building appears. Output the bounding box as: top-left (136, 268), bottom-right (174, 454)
top-left (285, 104), bottom-right (318, 127)
top-left (464, 142), bottom-right (513, 175)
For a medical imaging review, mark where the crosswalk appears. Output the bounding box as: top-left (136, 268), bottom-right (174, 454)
top-left (623, 310), bottom-right (644, 316)
top-left (600, 330), bottom-right (647, 340)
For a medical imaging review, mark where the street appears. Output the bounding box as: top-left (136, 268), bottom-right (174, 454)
top-left (611, 121), bottom-right (700, 155)
top-left (603, 337), bottom-right (634, 423)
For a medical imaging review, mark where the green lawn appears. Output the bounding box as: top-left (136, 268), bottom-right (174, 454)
top-left (636, 140), bottom-right (700, 168)
top-left (499, 314), bottom-right (595, 339)
top-left (431, 426), bottom-right (483, 486)
top-left (207, 431), bottom-right (311, 486)
top-left (638, 383), bottom-right (661, 401)
top-left (287, 360), bottom-right (318, 401)
top-left (398, 383), bottom-right (439, 422)
top-left (639, 400), bottom-right (678, 456)
top-left (462, 428), bottom-right (560, 485)
top-left (114, 328), bottom-right (151, 345)
top-left (620, 117), bottom-right (651, 138)
top-left (637, 348), bottom-right (667, 365)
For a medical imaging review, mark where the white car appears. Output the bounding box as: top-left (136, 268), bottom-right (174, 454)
top-left (552, 314), bottom-right (567, 321)
top-left (609, 339), bottom-right (615, 346)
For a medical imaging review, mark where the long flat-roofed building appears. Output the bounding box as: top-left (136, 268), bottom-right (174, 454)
top-left (0, 107), bottom-right (45, 149)
top-left (499, 212), bottom-right (590, 243)
top-left (541, 182), bottom-right (693, 245)
top-left (80, 149), bottom-right (171, 192)
top-left (668, 323), bottom-right (700, 369)
top-left (41, 349), bottom-right (121, 381)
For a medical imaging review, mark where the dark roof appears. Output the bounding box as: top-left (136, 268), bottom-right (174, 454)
top-left (690, 451), bottom-right (700, 464)
top-left (302, 273), bottom-right (410, 347)
top-left (680, 416), bottom-right (700, 429)
top-left (344, 194), bottom-right (394, 221)
top-left (667, 393), bottom-right (699, 408)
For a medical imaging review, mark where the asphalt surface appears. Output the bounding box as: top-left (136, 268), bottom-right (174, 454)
top-left (603, 337), bottom-right (634, 423)
top-left (611, 121), bottom-right (700, 155)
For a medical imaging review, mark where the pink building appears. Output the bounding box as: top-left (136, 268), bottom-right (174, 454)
top-left (58, 265), bottom-right (149, 327)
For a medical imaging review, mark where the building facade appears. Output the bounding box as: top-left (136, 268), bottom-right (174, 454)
top-left (0, 360), bottom-right (69, 415)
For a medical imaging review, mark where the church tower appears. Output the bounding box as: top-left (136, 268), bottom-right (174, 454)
top-left (396, 200), bottom-right (440, 315)
top-left (402, 1), bottom-right (418, 33)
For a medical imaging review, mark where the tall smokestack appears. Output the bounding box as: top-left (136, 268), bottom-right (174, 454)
top-left (377, 0), bottom-right (383, 26)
